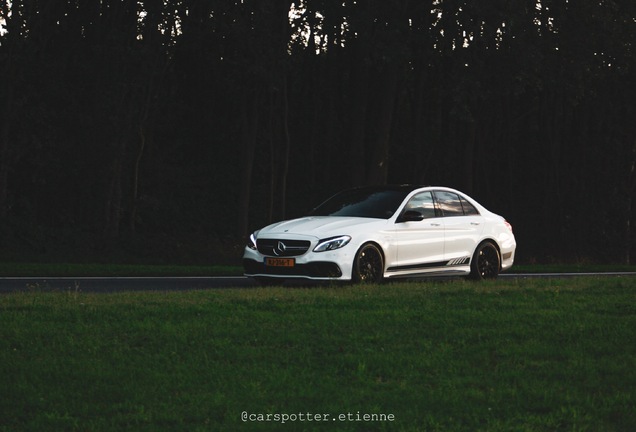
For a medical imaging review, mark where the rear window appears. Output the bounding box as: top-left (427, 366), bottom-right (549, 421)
top-left (460, 197), bottom-right (479, 215)
top-left (434, 191), bottom-right (464, 216)
top-left (434, 191), bottom-right (480, 216)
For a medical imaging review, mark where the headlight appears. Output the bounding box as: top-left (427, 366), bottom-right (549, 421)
top-left (247, 232), bottom-right (258, 250)
top-left (313, 235), bottom-right (351, 252)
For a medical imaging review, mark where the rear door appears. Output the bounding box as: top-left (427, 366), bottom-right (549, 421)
top-left (433, 191), bottom-right (484, 263)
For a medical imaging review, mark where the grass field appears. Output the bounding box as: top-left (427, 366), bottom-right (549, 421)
top-left (1, 277), bottom-right (635, 431)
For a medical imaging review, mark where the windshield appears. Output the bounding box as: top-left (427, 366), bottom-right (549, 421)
top-left (309, 188), bottom-right (411, 219)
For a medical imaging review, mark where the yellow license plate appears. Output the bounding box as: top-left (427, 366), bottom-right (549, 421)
top-left (265, 257), bottom-right (295, 267)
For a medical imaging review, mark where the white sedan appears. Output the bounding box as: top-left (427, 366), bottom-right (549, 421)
top-left (243, 185), bottom-right (516, 283)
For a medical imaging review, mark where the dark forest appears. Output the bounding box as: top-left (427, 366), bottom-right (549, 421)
top-left (0, 1), bottom-right (634, 265)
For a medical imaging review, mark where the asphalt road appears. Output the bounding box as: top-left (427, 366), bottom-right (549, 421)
top-left (0, 276), bottom-right (254, 293)
top-left (1, 273), bottom-right (635, 293)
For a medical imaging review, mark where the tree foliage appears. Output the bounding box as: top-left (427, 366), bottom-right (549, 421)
top-left (0, 0), bottom-right (634, 264)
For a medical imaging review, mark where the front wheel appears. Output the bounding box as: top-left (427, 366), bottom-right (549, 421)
top-left (469, 241), bottom-right (500, 280)
top-left (352, 243), bottom-right (384, 283)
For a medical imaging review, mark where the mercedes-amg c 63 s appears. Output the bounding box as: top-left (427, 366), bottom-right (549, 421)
top-left (243, 185), bottom-right (516, 283)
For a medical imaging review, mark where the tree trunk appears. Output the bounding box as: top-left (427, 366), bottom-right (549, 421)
top-left (0, 37), bottom-right (15, 220)
top-left (463, 119), bottom-right (476, 195)
top-left (104, 141), bottom-right (126, 240)
top-left (366, 65), bottom-right (399, 185)
top-left (279, 73), bottom-right (291, 219)
top-left (0, 97), bottom-right (10, 219)
top-left (348, 46), bottom-right (370, 187)
top-left (128, 124), bottom-right (146, 234)
top-left (236, 90), bottom-right (260, 239)
top-left (625, 137), bottom-right (636, 264)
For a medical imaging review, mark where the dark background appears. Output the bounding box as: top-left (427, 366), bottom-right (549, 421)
top-left (0, 1), bottom-right (634, 266)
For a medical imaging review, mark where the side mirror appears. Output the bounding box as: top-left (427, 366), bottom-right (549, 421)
top-left (398, 210), bottom-right (425, 223)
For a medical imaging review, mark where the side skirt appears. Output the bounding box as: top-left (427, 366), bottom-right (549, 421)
top-left (386, 256), bottom-right (470, 273)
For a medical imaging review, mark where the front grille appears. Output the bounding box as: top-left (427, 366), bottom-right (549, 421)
top-left (257, 239), bottom-right (311, 257)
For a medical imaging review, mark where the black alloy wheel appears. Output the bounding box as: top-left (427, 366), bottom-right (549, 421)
top-left (353, 243), bottom-right (384, 283)
top-left (470, 241), bottom-right (500, 280)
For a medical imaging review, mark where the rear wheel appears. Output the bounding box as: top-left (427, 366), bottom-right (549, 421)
top-left (469, 241), bottom-right (500, 280)
top-left (352, 243), bottom-right (384, 283)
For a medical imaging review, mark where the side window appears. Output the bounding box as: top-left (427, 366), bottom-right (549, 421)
top-left (434, 191), bottom-right (464, 217)
top-left (404, 192), bottom-right (436, 219)
top-left (460, 196), bottom-right (480, 215)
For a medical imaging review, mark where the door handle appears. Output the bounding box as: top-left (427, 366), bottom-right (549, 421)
top-left (470, 222), bottom-right (481, 226)
top-left (430, 223), bottom-right (441, 227)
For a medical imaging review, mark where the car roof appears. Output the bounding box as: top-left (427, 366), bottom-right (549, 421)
top-left (345, 184), bottom-right (427, 193)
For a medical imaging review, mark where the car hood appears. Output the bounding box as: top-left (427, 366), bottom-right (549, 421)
top-left (257, 216), bottom-right (388, 239)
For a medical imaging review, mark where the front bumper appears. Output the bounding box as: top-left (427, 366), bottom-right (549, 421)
top-left (243, 258), bottom-right (343, 279)
top-left (242, 244), bottom-right (355, 280)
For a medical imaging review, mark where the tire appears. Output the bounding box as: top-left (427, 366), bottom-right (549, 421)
top-left (469, 241), bottom-right (500, 280)
top-left (352, 243), bottom-right (384, 283)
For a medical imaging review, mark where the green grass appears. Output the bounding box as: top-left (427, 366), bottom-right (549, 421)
top-left (1, 277), bottom-right (635, 431)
